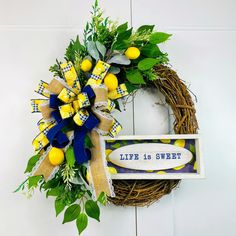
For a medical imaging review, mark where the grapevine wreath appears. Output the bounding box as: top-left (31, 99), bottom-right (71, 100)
top-left (16, 1), bottom-right (198, 234)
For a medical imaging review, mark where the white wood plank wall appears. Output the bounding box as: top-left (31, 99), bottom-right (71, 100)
top-left (0, 0), bottom-right (235, 236)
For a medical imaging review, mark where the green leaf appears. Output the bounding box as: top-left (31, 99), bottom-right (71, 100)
top-left (14, 178), bottom-right (29, 193)
top-left (95, 41), bottom-right (107, 58)
top-left (85, 200), bottom-right (100, 221)
top-left (125, 82), bottom-right (138, 93)
top-left (65, 36), bottom-right (85, 62)
top-left (55, 197), bottom-right (66, 217)
top-left (138, 58), bottom-right (158, 71)
top-left (65, 146), bottom-right (75, 167)
top-left (87, 41), bottom-right (100, 60)
top-left (85, 135), bottom-right (93, 149)
top-left (46, 186), bottom-right (62, 198)
top-left (112, 41), bottom-right (129, 51)
top-left (63, 204), bottom-right (81, 224)
top-left (76, 213), bottom-right (88, 235)
top-left (141, 44), bottom-right (163, 58)
top-left (114, 100), bottom-right (121, 112)
top-left (126, 69), bottom-right (145, 84)
top-left (149, 32), bottom-right (172, 44)
top-left (117, 22), bottom-right (128, 33)
top-left (107, 54), bottom-right (131, 65)
top-left (97, 192), bottom-right (107, 206)
top-left (137, 25), bottom-right (154, 34)
top-left (117, 28), bottom-right (132, 41)
top-left (43, 177), bottom-right (60, 190)
top-left (24, 154), bottom-right (40, 173)
top-left (28, 176), bottom-right (42, 189)
top-left (109, 66), bottom-right (121, 74)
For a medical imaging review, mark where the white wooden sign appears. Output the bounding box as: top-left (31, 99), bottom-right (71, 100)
top-left (101, 134), bottom-right (204, 179)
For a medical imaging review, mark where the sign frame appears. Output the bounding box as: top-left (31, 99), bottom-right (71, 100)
top-left (101, 134), bottom-right (204, 180)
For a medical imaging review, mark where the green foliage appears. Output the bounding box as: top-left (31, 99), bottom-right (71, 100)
top-left (149, 32), bottom-right (172, 44)
top-left (126, 69), bottom-right (145, 84)
top-left (137, 25), bottom-right (155, 34)
top-left (28, 176), bottom-right (42, 189)
top-left (14, 178), bottom-right (29, 193)
top-left (61, 163), bottom-right (75, 190)
top-left (138, 58), bottom-right (158, 71)
top-left (97, 192), bottom-right (107, 206)
top-left (86, 41), bottom-right (100, 60)
top-left (65, 146), bottom-right (76, 168)
top-left (55, 197), bottom-right (66, 217)
top-left (49, 61), bottom-right (63, 77)
top-left (125, 81), bottom-right (139, 93)
top-left (141, 44), bottom-right (163, 58)
top-left (65, 36), bottom-right (85, 63)
top-left (85, 200), bottom-right (100, 221)
top-left (117, 22), bottom-right (128, 33)
top-left (63, 204), bottom-right (81, 224)
top-left (107, 54), bottom-right (130, 65)
top-left (76, 213), bottom-right (88, 235)
top-left (24, 154), bottom-right (40, 173)
top-left (84, 1), bottom-right (117, 48)
top-left (114, 100), bottom-right (121, 112)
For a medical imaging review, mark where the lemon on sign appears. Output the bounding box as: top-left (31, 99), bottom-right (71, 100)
top-left (125, 47), bottom-right (140, 60)
top-left (48, 147), bottom-right (65, 166)
top-left (174, 139), bottom-right (185, 148)
top-left (104, 73), bottom-right (118, 91)
top-left (108, 167), bottom-right (117, 175)
top-left (80, 59), bottom-right (92, 72)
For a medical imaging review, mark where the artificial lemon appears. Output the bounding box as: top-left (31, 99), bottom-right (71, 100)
top-left (125, 47), bottom-right (140, 60)
top-left (48, 147), bottom-right (65, 166)
top-left (104, 73), bottom-right (118, 91)
top-left (86, 171), bottom-right (90, 183)
top-left (80, 59), bottom-right (92, 72)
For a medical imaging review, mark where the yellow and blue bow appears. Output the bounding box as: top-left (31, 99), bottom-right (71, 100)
top-left (31, 60), bottom-right (128, 166)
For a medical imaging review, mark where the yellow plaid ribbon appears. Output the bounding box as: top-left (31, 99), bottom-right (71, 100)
top-left (31, 99), bottom-right (48, 113)
top-left (35, 80), bottom-right (50, 98)
top-left (108, 83), bottom-right (128, 100)
top-left (87, 60), bottom-right (110, 86)
top-left (60, 62), bottom-right (81, 94)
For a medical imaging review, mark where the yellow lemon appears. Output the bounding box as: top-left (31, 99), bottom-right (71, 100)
top-left (86, 171), bottom-right (90, 183)
top-left (157, 171), bottom-right (167, 174)
top-left (48, 147), bottom-right (65, 166)
top-left (80, 59), bottom-right (92, 72)
top-left (125, 47), bottom-right (140, 60)
top-left (108, 167), bottom-right (117, 175)
top-left (104, 73), bottom-right (118, 91)
top-left (174, 139), bottom-right (185, 148)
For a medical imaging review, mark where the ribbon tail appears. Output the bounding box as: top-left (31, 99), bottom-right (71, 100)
top-left (32, 151), bottom-right (59, 181)
top-left (74, 126), bottom-right (91, 165)
top-left (89, 129), bottom-right (115, 199)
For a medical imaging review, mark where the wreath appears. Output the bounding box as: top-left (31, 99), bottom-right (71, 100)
top-left (15, 0), bottom-right (198, 234)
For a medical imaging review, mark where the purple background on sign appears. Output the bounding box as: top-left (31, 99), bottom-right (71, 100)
top-left (106, 139), bottom-right (197, 174)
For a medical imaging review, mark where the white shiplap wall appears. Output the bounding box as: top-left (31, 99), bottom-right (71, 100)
top-left (0, 0), bottom-right (236, 236)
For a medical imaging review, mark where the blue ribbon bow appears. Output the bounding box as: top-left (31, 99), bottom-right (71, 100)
top-left (46, 86), bottom-right (99, 165)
